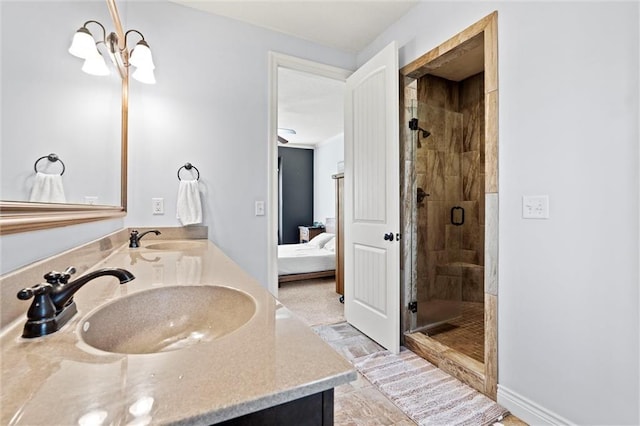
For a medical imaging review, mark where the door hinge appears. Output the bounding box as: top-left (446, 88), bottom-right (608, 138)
top-left (408, 301), bottom-right (417, 313)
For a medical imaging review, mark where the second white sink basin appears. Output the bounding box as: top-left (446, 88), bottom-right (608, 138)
top-left (79, 285), bottom-right (256, 354)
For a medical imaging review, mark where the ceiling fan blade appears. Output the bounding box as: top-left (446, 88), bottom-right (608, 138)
top-left (278, 135), bottom-right (289, 144)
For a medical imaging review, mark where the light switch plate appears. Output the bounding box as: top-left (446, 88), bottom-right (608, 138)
top-left (255, 201), bottom-right (265, 216)
top-left (522, 195), bottom-right (549, 219)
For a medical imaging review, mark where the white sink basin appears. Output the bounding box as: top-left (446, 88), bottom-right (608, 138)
top-left (79, 286), bottom-right (256, 354)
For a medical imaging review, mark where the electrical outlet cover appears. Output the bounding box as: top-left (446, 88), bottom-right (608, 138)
top-left (152, 198), bottom-right (164, 215)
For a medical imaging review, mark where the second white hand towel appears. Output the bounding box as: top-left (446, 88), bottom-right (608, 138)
top-left (29, 172), bottom-right (66, 203)
top-left (176, 179), bottom-right (202, 226)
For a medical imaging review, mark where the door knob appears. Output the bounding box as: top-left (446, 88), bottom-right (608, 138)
top-left (384, 232), bottom-right (394, 241)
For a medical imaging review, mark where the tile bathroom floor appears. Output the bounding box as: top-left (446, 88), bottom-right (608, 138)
top-left (425, 301), bottom-right (485, 363)
top-left (278, 279), bottom-right (526, 425)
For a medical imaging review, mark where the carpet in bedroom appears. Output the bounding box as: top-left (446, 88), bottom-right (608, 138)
top-left (277, 277), bottom-right (345, 326)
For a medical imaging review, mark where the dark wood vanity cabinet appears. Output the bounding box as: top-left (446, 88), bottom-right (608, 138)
top-left (216, 389), bottom-right (334, 426)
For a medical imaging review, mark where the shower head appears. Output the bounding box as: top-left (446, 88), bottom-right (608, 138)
top-left (409, 118), bottom-right (431, 147)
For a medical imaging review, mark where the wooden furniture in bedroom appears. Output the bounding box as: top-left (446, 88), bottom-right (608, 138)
top-left (298, 225), bottom-right (325, 243)
top-left (278, 270), bottom-right (335, 284)
top-left (332, 173), bottom-right (344, 297)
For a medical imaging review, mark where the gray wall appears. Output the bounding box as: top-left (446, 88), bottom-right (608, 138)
top-left (279, 147), bottom-right (314, 244)
top-left (360, 2), bottom-right (639, 424)
top-left (123, 1), bottom-right (354, 284)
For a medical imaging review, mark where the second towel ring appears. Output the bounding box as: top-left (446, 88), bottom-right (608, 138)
top-left (34, 153), bottom-right (66, 175)
top-left (177, 162), bottom-right (200, 181)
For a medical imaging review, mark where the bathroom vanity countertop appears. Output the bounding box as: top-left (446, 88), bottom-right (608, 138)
top-left (0, 240), bottom-right (356, 425)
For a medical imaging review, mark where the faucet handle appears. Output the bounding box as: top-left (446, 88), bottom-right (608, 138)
top-left (17, 283), bottom-right (57, 323)
top-left (59, 267), bottom-right (77, 284)
top-left (43, 267), bottom-right (76, 285)
top-left (17, 283), bottom-right (53, 300)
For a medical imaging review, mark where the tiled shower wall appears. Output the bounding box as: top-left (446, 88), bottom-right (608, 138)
top-left (415, 73), bottom-right (485, 305)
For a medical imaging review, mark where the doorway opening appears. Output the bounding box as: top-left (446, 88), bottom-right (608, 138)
top-left (267, 53), bottom-right (350, 328)
top-left (399, 12), bottom-right (499, 399)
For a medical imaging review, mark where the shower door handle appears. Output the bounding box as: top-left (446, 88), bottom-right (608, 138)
top-left (383, 232), bottom-right (394, 241)
top-left (451, 206), bottom-right (465, 226)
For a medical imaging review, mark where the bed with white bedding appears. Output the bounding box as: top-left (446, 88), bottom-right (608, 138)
top-left (278, 225), bottom-right (336, 283)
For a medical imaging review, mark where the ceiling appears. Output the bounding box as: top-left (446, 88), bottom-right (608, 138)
top-left (277, 68), bottom-right (345, 146)
top-left (170, 0), bottom-right (419, 53)
top-left (170, 0), bottom-right (420, 148)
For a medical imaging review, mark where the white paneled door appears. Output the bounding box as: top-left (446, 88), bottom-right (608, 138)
top-left (344, 42), bottom-right (400, 354)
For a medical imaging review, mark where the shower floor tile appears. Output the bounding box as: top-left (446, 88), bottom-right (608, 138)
top-left (424, 301), bottom-right (484, 363)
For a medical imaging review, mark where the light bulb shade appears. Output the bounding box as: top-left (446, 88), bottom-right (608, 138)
top-left (69, 27), bottom-right (98, 59)
top-left (129, 40), bottom-right (155, 70)
top-left (82, 52), bottom-right (109, 76)
top-left (132, 67), bottom-right (156, 84)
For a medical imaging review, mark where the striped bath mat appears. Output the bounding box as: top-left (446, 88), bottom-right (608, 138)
top-left (352, 347), bottom-right (509, 426)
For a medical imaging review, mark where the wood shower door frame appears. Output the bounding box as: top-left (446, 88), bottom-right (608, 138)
top-left (399, 11), bottom-right (499, 398)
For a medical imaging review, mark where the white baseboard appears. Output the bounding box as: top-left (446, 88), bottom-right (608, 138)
top-left (497, 385), bottom-right (574, 425)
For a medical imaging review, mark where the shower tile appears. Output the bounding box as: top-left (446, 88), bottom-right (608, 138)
top-left (445, 152), bottom-right (461, 177)
top-left (461, 200), bottom-right (479, 223)
top-left (427, 250), bottom-right (448, 298)
top-left (445, 110), bottom-right (463, 154)
top-left (419, 76), bottom-right (448, 108)
top-left (485, 90), bottom-right (498, 193)
top-left (432, 275), bottom-right (462, 300)
top-left (462, 266), bottom-right (484, 302)
top-left (485, 193), bottom-right (498, 295)
top-left (416, 173), bottom-right (428, 195)
top-left (445, 224), bottom-right (462, 250)
top-left (426, 152), bottom-right (446, 200)
top-left (436, 263), bottom-right (463, 277)
top-left (461, 204), bottom-right (481, 255)
top-left (462, 151), bottom-right (481, 201)
top-left (479, 188), bottom-right (486, 225)
top-left (475, 173), bottom-right (486, 209)
top-left (445, 176), bottom-right (462, 201)
top-left (459, 250), bottom-right (479, 265)
top-left (420, 104), bottom-right (445, 152)
top-left (426, 202), bottom-right (447, 250)
top-left (460, 73), bottom-right (484, 108)
top-left (484, 294), bottom-right (498, 398)
top-left (462, 104), bottom-right (482, 153)
top-left (415, 155), bottom-right (427, 174)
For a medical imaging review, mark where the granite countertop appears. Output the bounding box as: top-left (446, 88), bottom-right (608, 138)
top-left (0, 240), bottom-right (355, 425)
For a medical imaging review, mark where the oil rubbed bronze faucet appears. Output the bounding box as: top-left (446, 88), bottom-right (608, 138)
top-left (129, 229), bottom-right (161, 248)
top-left (16, 267), bottom-right (135, 338)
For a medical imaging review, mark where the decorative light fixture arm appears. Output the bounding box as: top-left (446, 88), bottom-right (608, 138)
top-left (125, 29), bottom-right (146, 43)
top-left (83, 20), bottom-right (107, 43)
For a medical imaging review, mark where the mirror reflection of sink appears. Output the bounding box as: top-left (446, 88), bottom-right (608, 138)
top-left (80, 286), bottom-right (256, 354)
top-left (144, 241), bottom-right (206, 251)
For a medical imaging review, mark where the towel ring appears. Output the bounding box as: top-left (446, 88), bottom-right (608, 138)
top-left (34, 153), bottom-right (66, 175)
top-left (177, 162), bottom-right (200, 181)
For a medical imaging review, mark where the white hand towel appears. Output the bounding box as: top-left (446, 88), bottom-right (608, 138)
top-left (29, 172), bottom-right (66, 203)
top-left (176, 179), bottom-right (202, 226)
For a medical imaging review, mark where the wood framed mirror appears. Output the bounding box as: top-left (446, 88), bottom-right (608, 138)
top-left (0, 0), bottom-right (128, 235)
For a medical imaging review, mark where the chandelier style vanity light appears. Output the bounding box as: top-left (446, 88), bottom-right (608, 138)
top-left (68, 19), bottom-right (156, 84)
